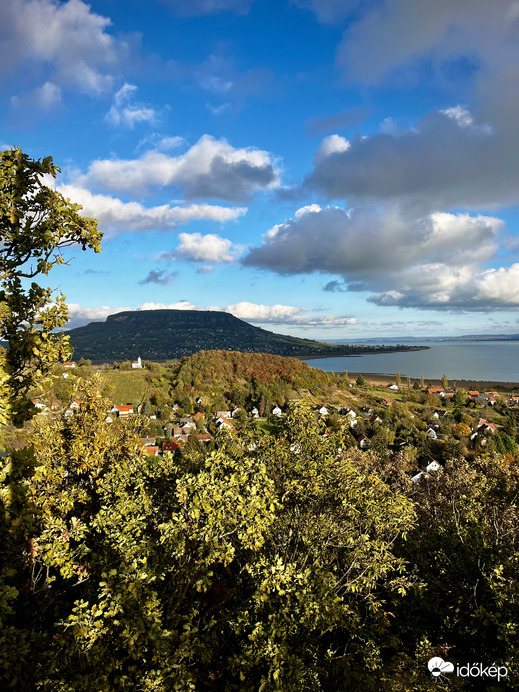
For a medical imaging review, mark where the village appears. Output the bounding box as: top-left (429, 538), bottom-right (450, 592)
top-left (30, 358), bottom-right (519, 489)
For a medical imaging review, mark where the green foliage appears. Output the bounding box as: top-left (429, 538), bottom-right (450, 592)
top-left (0, 147), bottom-right (101, 424)
top-left (356, 374), bottom-right (366, 386)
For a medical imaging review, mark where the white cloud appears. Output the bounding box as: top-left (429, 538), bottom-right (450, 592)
top-left (106, 84), bottom-right (159, 128)
top-left (176, 232), bottom-right (242, 263)
top-left (314, 134), bottom-right (350, 164)
top-left (226, 301), bottom-right (357, 327)
top-left (78, 135), bottom-right (280, 202)
top-left (66, 300), bottom-right (357, 329)
top-left (1, 0), bottom-right (132, 96)
top-left (57, 184), bottom-right (247, 237)
top-left (337, 0), bottom-right (519, 84)
top-left (368, 263), bottom-right (519, 311)
top-left (307, 107), bottom-right (519, 210)
top-left (242, 204), bottom-right (517, 311)
top-left (244, 204), bottom-right (501, 278)
top-left (9, 81), bottom-right (63, 122)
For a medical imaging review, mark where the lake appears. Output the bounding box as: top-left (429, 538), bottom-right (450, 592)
top-left (303, 341), bottom-right (519, 383)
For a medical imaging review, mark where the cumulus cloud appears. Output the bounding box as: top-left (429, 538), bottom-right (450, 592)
top-left (242, 203), bottom-right (517, 311)
top-left (368, 263), bottom-right (519, 312)
top-left (176, 232), bottom-right (242, 263)
top-left (106, 84), bottom-right (159, 128)
top-left (297, 3), bottom-right (519, 217)
top-left (244, 204), bottom-right (500, 278)
top-left (160, 0), bottom-right (254, 16)
top-left (226, 302), bottom-right (357, 327)
top-left (57, 184), bottom-right (247, 237)
top-left (336, 0), bottom-right (519, 85)
top-left (138, 269), bottom-right (178, 285)
top-left (78, 135), bottom-right (280, 202)
top-left (1, 0), bottom-right (133, 97)
top-left (306, 109), bottom-right (519, 211)
top-left (66, 299), bottom-right (357, 329)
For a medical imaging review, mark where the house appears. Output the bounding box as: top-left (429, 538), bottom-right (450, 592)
top-left (477, 418), bottom-right (498, 434)
top-left (32, 401), bottom-right (47, 411)
top-left (114, 404), bottom-right (133, 418)
top-left (105, 414), bottom-right (114, 423)
top-left (381, 398), bottom-right (393, 407)
top-left (193, 412), bottom-right (206, 421)
top-left (69, 400), bottom-right (82, 410)
top-left (318, 406), bottom-right (329, 416)
top-left (143, 445), bottom-right (159, 456)
top-left (507, 394), bottom-right (519, 407)
top-left (231, 408), bottom-right (243, 418)
top-left (388, 384), bottom-right (399, 391)
top-left (63, 361), bottom-right (77, 368)
top-left (196, 434), bottom-right (213, 443)
top-left (411, 469), bottom-right (430, 483)
top-left (427, 388), bottom-right (444, 395)
top-left (216, 410), bottom-right (231, 419)
top-left (467, 391), bottom-right (480, 400)
top-left (132, 356), bottom-right (143, 369)
top-left (368, 413), bottom-right (382, 425)
top-left (358, 434), bottom-right (371, 450)
top-left (162, 441), bottom-right (182, 452)
top-left (217, 417), bottom-right (235, 431)
top-left (271, 406), bottom-right (282, 416)
top-left (140, 437), bottom-right (156, 446)
top-left (250, 407), bottom-right (259, 418)
top-left (425, 426), bottom-right (438, 440)
top-left (422, 460), bottom-right (441, 474)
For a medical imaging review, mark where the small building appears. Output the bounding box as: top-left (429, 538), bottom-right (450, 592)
top-left (318, 406), bottom-right (329, 416)
top-left (163, 441), bottom-right (182, 453)
top-left (114, 404), bottom-right (134, 418)
top-left (250, 407), bottom-right (259, 418)
top-left (63, 361), bottom-right (77, 368)
top-left (132, 357), bottom-right (143, 369)
top-left (358, 434), bottom-right (371, 450)
top-left (143, 445), bottom-right (159, 456)
top-left (271, 406), bottom-right (282, 416)
top-left (422, 460), bottom-right (441, 474)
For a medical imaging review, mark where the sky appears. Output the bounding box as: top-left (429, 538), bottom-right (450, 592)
top-left (3, 0), bottom-right (519, 339)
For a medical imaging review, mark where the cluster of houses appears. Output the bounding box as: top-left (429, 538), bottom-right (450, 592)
top-left (426, 388), bottom-right (499, 406)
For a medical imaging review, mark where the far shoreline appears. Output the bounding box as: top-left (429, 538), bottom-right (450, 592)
top-left (335, 372), bottom-right (519, 391)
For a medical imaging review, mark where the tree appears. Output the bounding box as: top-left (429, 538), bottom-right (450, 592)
top-left (356, 374), bottom-right (366, 386)
top-left (396, 371), bottom-right (401, 387)
top-left (0, 147), bottom-right (101, 424)
top-left (441, 373), bottom-right (449, 390)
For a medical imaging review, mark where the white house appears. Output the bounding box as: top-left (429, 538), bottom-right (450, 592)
top-left (318, 406), bottom-right (329, 416)
top-left (271, 406), bottom-right (282, 416)
top-left (423, 460), bottom-right (441, 474)
top-left (132, 356), bottom-right (142, 369)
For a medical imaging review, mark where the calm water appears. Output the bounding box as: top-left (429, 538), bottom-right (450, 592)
top-left (303, 341), bottom-right (519, 383)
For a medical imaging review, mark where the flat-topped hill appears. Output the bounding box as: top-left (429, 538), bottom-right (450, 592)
top-left (66, 309), bottom-right (424, 363)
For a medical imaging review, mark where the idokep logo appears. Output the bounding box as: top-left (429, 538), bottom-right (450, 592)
top-left (428, 657), bottom-right (454, 678)
top-left (428, 657), bottom-right (508, 682)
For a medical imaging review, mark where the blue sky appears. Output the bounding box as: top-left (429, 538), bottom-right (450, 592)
top-left (3, 0), bottom-right (519, 339)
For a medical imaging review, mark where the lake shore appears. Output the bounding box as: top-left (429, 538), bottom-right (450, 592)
top-left (345, 372), bottom-right (519, 391)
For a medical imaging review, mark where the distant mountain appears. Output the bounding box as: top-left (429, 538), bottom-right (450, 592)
top-left (65, 309), bottom-right (425, 363)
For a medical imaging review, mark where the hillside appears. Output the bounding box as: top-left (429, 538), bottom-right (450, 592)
top-left (66, 309), bottom-right (424, 363)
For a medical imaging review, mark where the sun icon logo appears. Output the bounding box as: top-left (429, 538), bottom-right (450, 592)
top-left (428, 657), bottom-right (454, 678)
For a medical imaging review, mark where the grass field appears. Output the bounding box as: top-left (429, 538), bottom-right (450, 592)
top-left (100, 369), bottom-right (151, 405)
